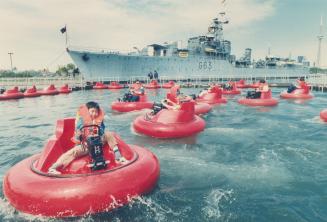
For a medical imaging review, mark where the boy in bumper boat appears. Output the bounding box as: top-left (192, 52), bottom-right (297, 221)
top-left (48, 101), bottom-right (126, 174)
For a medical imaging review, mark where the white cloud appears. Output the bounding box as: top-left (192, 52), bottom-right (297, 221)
top-left (0, 0), bottom-right (283, 71)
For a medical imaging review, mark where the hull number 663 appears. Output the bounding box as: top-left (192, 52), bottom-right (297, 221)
top-left (199, 61), bottom-right (212, 70)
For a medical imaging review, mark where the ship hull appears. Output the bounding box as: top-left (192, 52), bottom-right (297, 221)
top-left (68, 49), bottom-right (309, 80)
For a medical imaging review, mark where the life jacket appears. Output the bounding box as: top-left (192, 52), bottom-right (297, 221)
top-left (72, 105), bottom-right (105, 144)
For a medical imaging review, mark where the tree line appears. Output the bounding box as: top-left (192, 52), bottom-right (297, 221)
top-left (0, 63), bottom-right (80, 78)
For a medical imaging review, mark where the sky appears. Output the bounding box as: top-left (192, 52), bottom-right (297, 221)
top-left (0, 0), bottom-right (326, 71)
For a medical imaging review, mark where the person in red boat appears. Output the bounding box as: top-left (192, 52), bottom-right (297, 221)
top-left (48, 101), bottom-right (126, 174)
top-left (246, 79), bottom-right (269, 99)
top-left (122, 80), bottom-right (145, 102)
top-left (162, 85), bottom-right (191, 110)
top-left (287, 77), bottom-right (310, 93)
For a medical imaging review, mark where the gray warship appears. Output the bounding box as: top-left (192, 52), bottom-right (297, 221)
top-left (67, 11), bottom-right (309, 80)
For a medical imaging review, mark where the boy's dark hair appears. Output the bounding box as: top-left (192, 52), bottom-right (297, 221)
top-left (259, 79), bottom-right (266, 83)
top-left (86, 101), bottom-right (100, 111)
top-left (300, 76), bottom-right (305, 81)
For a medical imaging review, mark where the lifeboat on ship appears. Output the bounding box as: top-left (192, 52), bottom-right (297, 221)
top-left (0, 87), bottom-right (24, 100)
top-left (320, 109), bottom-right (327, 122)
top-left (133, 100), bottom-right (205, 138)
top-left (39, 84), bottom-right (59, 96)
top-left (280, 84), bottom-right (313, 100)
top-left (59, 84), bottom-right (72, 94)
top-left (93, 82), bottom-right (108, 89)
top-left (238, 90), bottom-right (278, 106)
top-left (111, 94), bottom-right (154, 112)
top-left (144, 80), bottom-right (160, 89)
top-left (24, 85), bottom-right (41, 98)
top-left (3, 118), bottom-right (160, 217)
top-left (195, 85), bottom-right (227, 105)
top-left (108, 81), bottom-right (124, 89)
top-left (162, 81), bottom-right (175, 89)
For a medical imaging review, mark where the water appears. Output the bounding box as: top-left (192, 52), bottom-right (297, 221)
top-left (0, 87), bottom-right (326, 222)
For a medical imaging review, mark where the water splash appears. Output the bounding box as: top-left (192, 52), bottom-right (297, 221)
top-left (202, 188), bottom-right (234, 221)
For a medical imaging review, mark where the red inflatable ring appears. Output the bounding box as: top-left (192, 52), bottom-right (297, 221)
top-left (144, 80), bottom-right (160, 89)
top-left (39, 84), bottom-right (59, 96)
top-left (238, 90), bottom-right (278, 106)
top-left (59, 84), bottom-right (72, 94)
top-left (133, 101), bottom-right (205, 138)
top-left (194, 102), bottom-right (212, 115)
top-left (0, 87), bottom-right (24, 100)
top-left (320, 109), bottom-right (327, 122)
top-left (24, 85), bottom-right (41, 98)
top-left (162, 81), bottom-right (175, 89)
top-left (93, 82), bottom-right (108, 89)
top-left (3, 118), bottom-right (159, 217)
top-left (236, 80), bottom-right (251, 88)
top-left (280, 89), bottom-right (313, 99)
top-left (196, 86), bottom-right (227, 105)
top-left (108, 81), bottom-right (124, 89)
top-left (222, 89), bottom-right (241, 95)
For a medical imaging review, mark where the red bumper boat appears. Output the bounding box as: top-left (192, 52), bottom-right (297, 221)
top-left (133, 101), bottom-right (205, 138)
top-left (195, 86), bottom-right (227, 105)
top-left (144, 80), bottom-right (161, 89)
top-left (320, 109), bottom-right (327, 122)
top-left (0, 87), bottom-right (24, 100)
top-left (24, 85), bottom-right (41, 97)
top-left (194, 102), bottom-right (212, 115)
top-left (238, 90), bottom-right (278, 106)
top-left (162, 81), bottom-right (175, 89)
top-left (39, 84), bottom-right (59, 96)
top-left (59, 84), bottom-right (72, 94)
top-left (111, 94), bottom-right (154, 112)
top-left (93, 82), bottom-right (108, 89)
top-left (222, 89), bottom-right (241, 95)
top-left (222, 82), bottom-right (241, 95)
top-left (108, 81), bottom-right (124, 89)
top-left (3, 118), bottom-right (159, 217)
top-left (280, 89), bottom-right (313, 100)
top-left (248, 82), bottom-right (260, 89)
top-left (236, 80), bottom-right (251, 88)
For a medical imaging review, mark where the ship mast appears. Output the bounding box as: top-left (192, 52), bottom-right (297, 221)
top-left (316, 15), bottom-right (324, 68)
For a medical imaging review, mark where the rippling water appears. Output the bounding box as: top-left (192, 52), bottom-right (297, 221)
top-left (0, 87), bottom-right (326, 222)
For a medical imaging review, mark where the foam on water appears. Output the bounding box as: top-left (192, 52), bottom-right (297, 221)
top-left (202, 188), bottom-right (234, 221)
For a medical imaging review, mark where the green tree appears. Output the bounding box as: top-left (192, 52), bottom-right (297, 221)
top-left (55, 63), bottom-right (78, 77)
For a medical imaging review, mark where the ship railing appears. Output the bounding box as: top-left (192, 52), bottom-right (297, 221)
top-left (69, 45), bottom-right (133, 55)
top-left (81, 72), bottom-right (314, 88)
top-left (307, 73), bottom-right (327, 92)
top-left (0, 77), bottom-right (84, 89)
